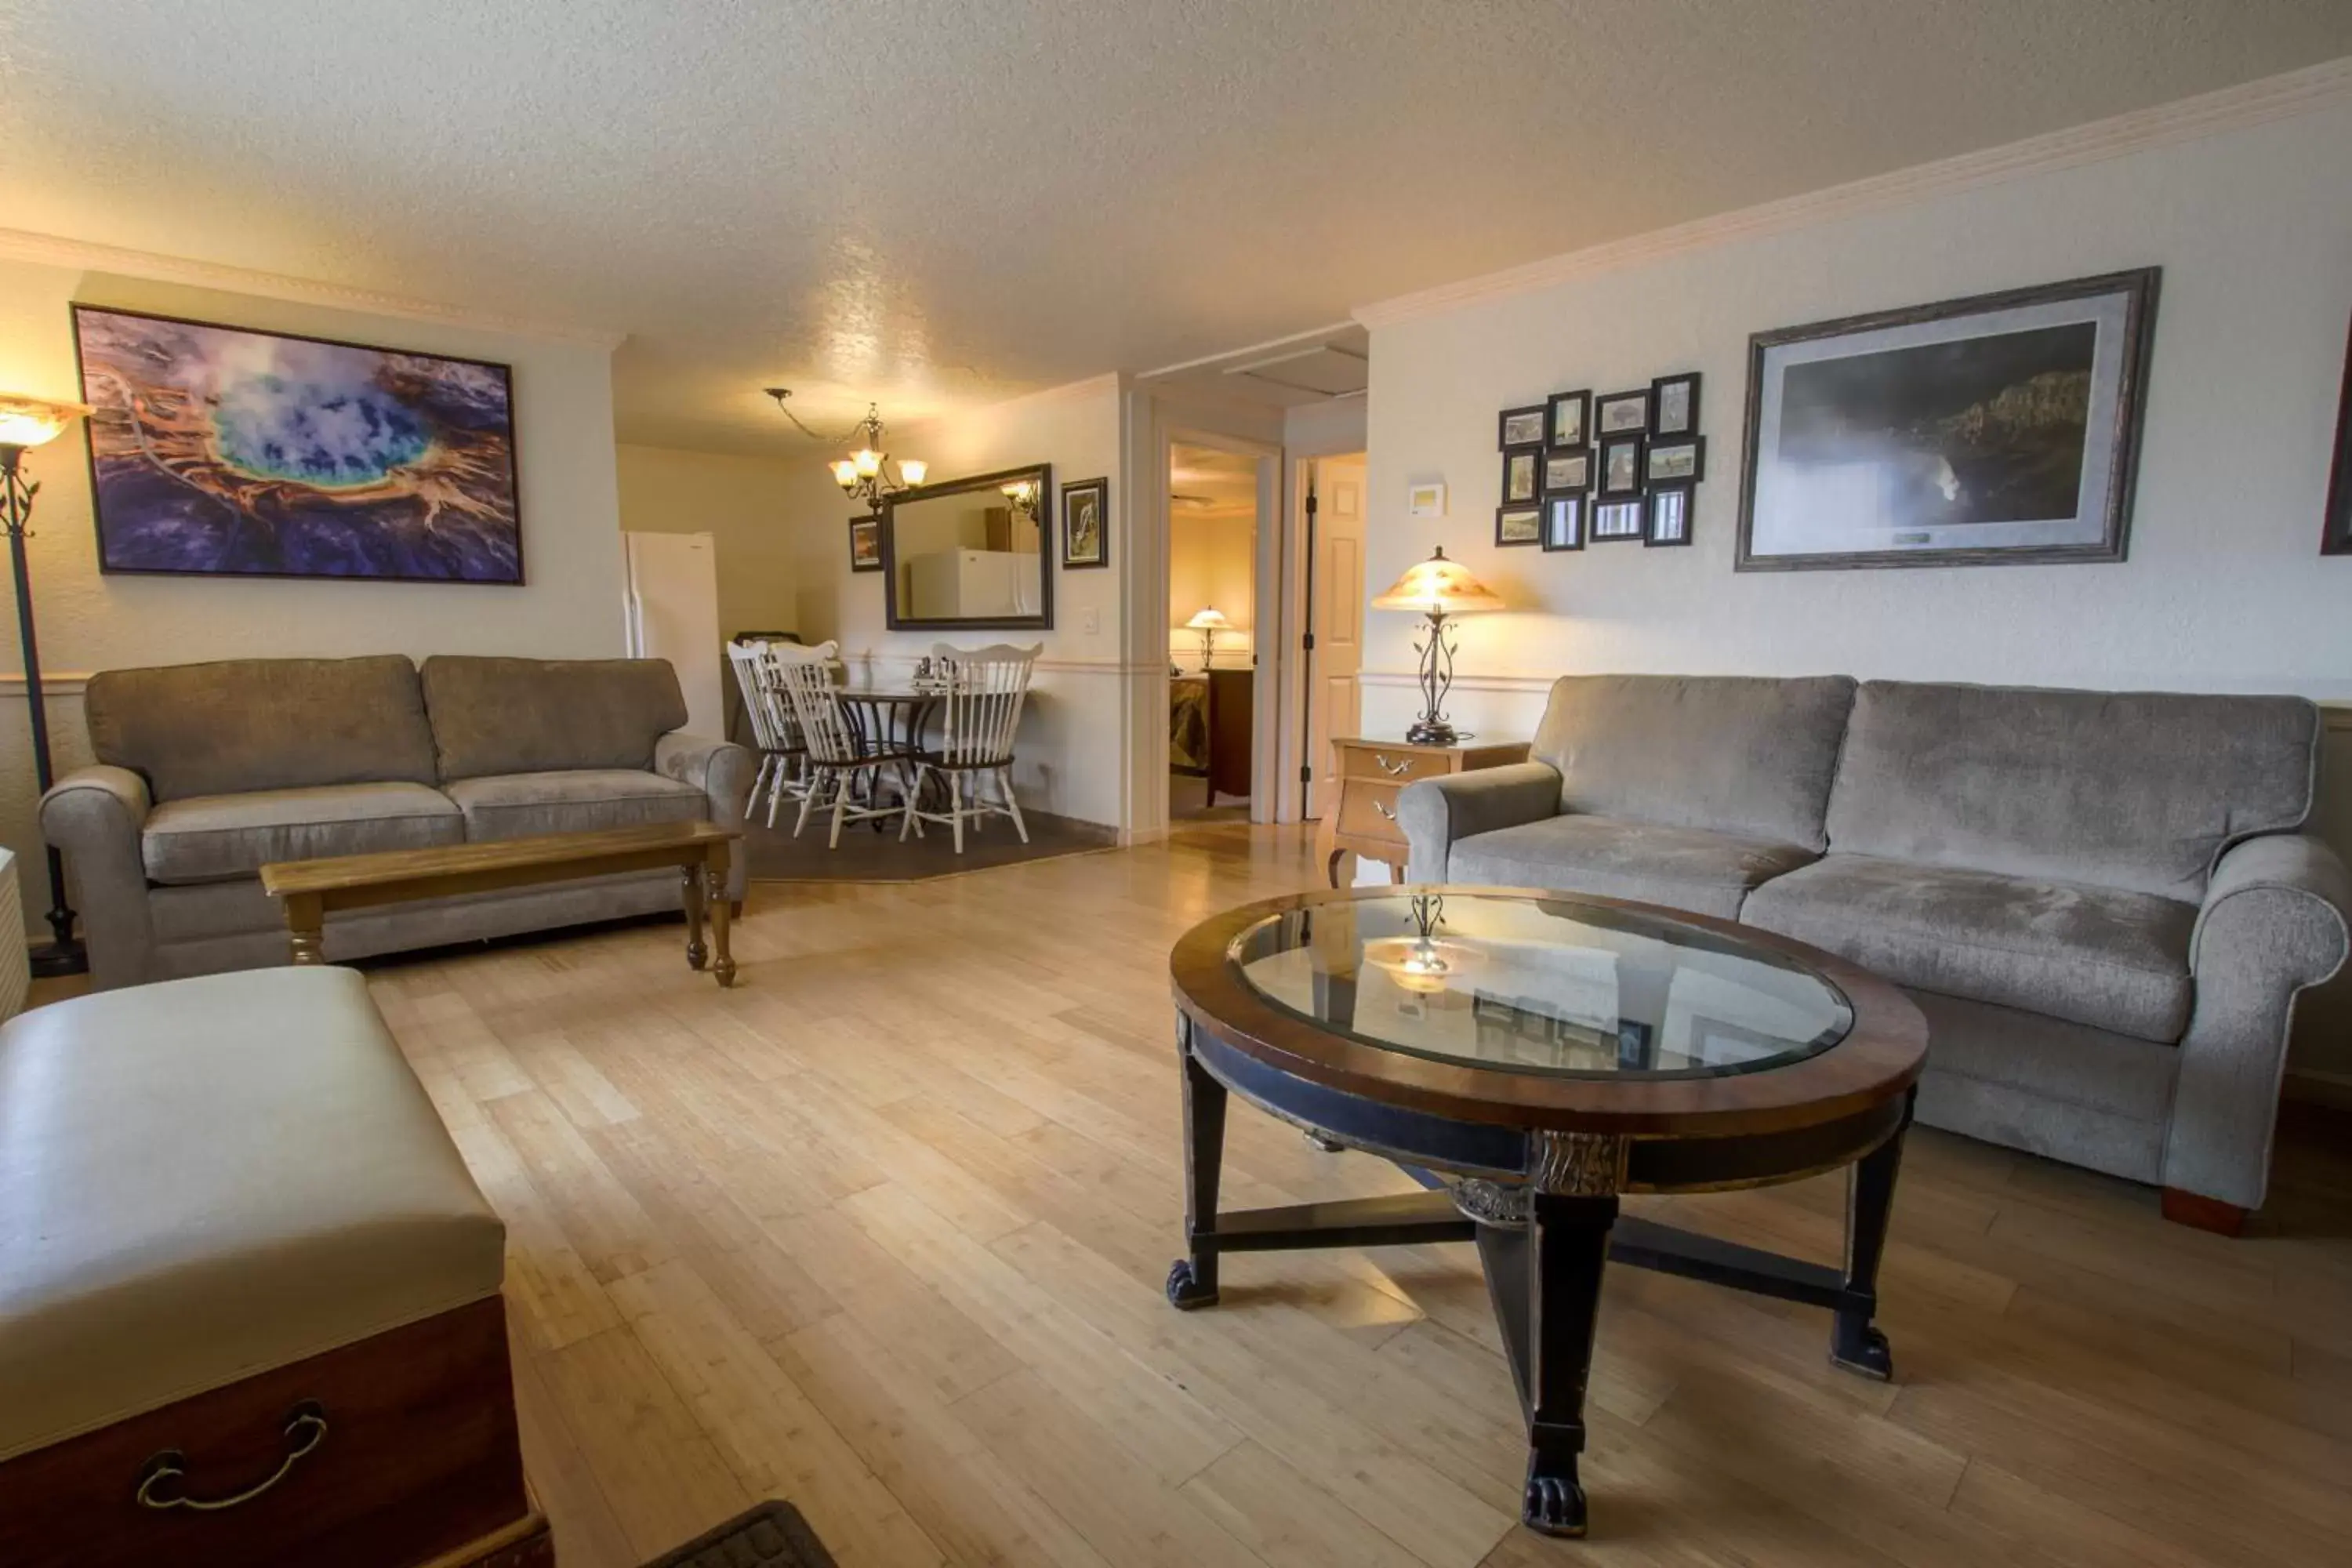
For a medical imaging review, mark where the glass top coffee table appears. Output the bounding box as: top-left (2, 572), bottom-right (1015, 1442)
top-left (1165, 887), bottom-right (1927, 1540)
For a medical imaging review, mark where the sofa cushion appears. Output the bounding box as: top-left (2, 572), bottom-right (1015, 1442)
top-left (444, 768), bottom-right (706, 843)
top-left (1446, 814), bottom-right (1820, 921)
top-left (85, 655), bottom-right (437, 803)
top-left (422, 656), bottom-right (689, 781)
top-left (1825, 681), bottom-right (2318, 902)
top-left (1740, 853), bottom-right (2195, 1044)
top-left (1530, 674), bottom-right (1856, 851)
top-left (141, 782), bottom-right (465, 885)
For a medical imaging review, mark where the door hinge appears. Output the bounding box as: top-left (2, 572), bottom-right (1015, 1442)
top-left (1301, 631), bottom-right (1315, 652)
top-left (1299, 764), bottom-right (1312, 784)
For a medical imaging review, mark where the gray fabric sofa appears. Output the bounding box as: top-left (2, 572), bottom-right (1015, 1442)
top-left (1398, 674), bottom-right (2348, 1227)
top-left (42, 655), bottom-right (755, 991)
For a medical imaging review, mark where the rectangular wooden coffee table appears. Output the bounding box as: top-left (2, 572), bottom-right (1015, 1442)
top-left (260, 821), bottom-right (742, 986)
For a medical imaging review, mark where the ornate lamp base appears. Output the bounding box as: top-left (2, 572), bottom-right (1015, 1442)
top-left (1403, 717), bottom-right (1459, 746)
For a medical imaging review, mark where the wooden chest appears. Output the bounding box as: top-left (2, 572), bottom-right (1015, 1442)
top-left (1316, 735), bottom-right (1532, 885)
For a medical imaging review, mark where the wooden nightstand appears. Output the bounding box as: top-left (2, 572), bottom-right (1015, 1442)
top-left (1315, 735), bottom-right (1532, 887)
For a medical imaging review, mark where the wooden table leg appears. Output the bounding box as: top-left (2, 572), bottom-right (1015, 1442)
top-left (285, 892), bottom-right (327, 966)
top-left (706, 844), bottom-right (736, 988)
top-left (680, 862), bottom-right (709, 971)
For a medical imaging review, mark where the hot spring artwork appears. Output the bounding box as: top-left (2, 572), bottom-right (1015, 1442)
top-left (72, 307), bottom-right (523, 583)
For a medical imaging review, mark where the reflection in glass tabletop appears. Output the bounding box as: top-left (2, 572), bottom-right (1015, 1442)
top-left (1229, 891), bottom-right (1853, 1080)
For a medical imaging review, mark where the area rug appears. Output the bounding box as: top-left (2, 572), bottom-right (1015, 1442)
top-left (643, 1500), bottom-right (838, 1567)
top-left (742, 808), bottom-right (1116, 884)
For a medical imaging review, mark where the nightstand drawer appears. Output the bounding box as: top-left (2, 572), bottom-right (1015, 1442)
top-left (1334, 743), bottom-right (1450, 785)
top-left (1336, 779), bottom-right (1407, 841)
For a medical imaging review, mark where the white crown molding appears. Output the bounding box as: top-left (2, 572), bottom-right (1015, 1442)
top-left (1356, 56), bottom-right (2352, 329)
top-left (1136, 319), bottom-right (1360, 382)
top-left (0, 226), bottom-right (628, 350)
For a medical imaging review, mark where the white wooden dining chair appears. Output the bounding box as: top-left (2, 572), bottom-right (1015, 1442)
top-left (726, 639), bottom-right (809, 827)
top-left (771, 641), bottom-right (919, 847)
top-left (901, 642), bottom-right (1040, 854)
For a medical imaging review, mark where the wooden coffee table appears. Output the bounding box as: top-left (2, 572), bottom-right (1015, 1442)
top-left (1166, 886), bottom-right (1927, 1539)
top-left (261, 821), bottom-right (742, 986)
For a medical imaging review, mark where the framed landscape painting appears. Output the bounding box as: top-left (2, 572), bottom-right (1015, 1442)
top-left (72, 305), bottom-right (524, 583)
top-left (1736, 269), bottom-right (2158, 572)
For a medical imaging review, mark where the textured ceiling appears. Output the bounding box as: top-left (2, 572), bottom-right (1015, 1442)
top-left (2, 2), bottom-right (2347, 455)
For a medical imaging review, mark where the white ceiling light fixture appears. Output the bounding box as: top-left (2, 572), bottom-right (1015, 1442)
top-left (764, 388), bottom-right (927, 514)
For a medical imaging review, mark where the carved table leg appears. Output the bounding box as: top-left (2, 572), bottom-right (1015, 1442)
top-left (1831, 1088), bottom-right (1912, 1379)
top-left (681, 862), bottom-right (709, 971)
top-left (285, 892), bottom-right (326, 967)
top-left (706, 847), bottom-right (737, 988)
top-left (1167, 1020), bottom-right (1229, 1309)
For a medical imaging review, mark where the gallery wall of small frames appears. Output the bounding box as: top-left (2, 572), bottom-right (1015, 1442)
top-left (1496, 372), bottom-right (1703, 552)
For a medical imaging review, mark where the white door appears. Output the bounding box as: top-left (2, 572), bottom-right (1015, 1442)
top-left (1307, 454), bottom-right (1366, 820)
top-left (622, 532), bottom-right (725, 739)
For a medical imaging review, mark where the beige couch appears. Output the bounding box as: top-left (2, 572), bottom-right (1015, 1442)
top-left (42, 655), bottom-right (754, 989)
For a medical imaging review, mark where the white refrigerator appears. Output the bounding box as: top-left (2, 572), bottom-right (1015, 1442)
top-left (621, 531), bottom-right (724, 740)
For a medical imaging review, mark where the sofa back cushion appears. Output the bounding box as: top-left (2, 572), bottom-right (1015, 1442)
top-left (1825, 681), bottom-right (2318, 902)
top-left (421, 656), bottom-right (688, 782)
top-left (1530, 674), bottom-right (1857, 851)
top-left (84, 656), bottom-right (437, 803)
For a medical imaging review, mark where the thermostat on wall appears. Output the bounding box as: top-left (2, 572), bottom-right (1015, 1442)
top-left (1406, 481), bottom-right (1447, 518)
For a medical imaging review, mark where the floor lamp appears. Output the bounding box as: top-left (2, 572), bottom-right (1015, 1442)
top-left (0, 394), bottom-right (94, 977)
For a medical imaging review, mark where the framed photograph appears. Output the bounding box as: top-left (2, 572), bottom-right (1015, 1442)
top-left (1542, 495), bottom-right (1585, 551)
top-left (1501, 446), bottom-right (1541, 504)
top-left (1547, 390), bottom-right (1591, 449)
top-left (2324, 314), bottom-right (2352, 555)
top-left (1645, 485), bottom-right (1693, 547)
top-left (1541, 448), bottom-right (1590, 495)
top-left (1651, 372), bottom-right (1701, 437)
top-left (1495, 504), bottom-right (1542, 546)
top-left (1597, 434), bottom-right (1645, 499)
top-left (71, 304), bottom-right (522, 583)
top-left (848, 516), bottom-right (883, 572)
top-left (1737, 267), bottom-right (2160, 572)
top-left (1595, 388), bottom-right (1651, 436)
top-left (1499, 405), bottom-right (1548, 448)
top-left (1646, 436), bottom-right (1706, 486)
top-left (1061, 475), bottom-right (1109, 568)
top-left (1592, 499), bottom-right (1644, 541)
top-left (1406, 480), bottom-right (1448, 518)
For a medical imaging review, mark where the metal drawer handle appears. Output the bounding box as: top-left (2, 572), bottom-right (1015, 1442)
top-left (137, 1403), bottom-right (327, 1512)
top-left (1372, 800), bottom-right (1398, 822)
top-left (1373, 754), bottom-right (1413, 776)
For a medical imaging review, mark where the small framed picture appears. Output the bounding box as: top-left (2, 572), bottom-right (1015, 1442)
top-left (1495, 504), bottom-right (1543, 546)
top-left (848, 516), bottom-right (883, 572)
top-left (1595, 389), bottom-right (1651, 436)
top-left (1406, 480), bottom-right (1448, 518)
top-left (1501, 446), bottom-right (1541, 504)
top-left (1541, 448), bottom-right (1590, 495)
top-left (1650, 372), bottom-right (1701, 437)
top-left (1646, 436), bottom-right (1706, 486)
top-left (1499, 405), bottom-right (1548, 448)
top-left (1542, 495), bottom-right (1584, 551)
top-left (1547, 390), bottom-right (1590, 449)
top-left (1645, 485), bottom-right (1693, 547)
top-left (1597, 434), bottom-right (1645, 499)
top-left (1592, 499), bottom-right (1644, 541)
top-left (1061, 476), bottom-right (1109, 568)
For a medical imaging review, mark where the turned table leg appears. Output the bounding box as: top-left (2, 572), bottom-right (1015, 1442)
top-left (285, 892), bottom-right (327, 967)
top-left (706, 844), bottom-right (736, 988)
top-left (681, 862), bottom-right (709, 972)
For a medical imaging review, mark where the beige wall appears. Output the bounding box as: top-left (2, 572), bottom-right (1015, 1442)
top-left (615, 443), bottom-right (800, 643)
top-left (1168, 511), bottom-right (1256, 670)
top-left (0, 256), bottom-right (625, 936)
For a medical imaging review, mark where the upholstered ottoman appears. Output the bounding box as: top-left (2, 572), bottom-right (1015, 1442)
top-left (0, 967), bottom-right (542, 1567)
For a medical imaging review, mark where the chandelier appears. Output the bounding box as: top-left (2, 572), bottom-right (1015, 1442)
top-left (764, 388), bottom-right (926, 514)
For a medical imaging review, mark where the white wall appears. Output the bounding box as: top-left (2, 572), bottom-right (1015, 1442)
top-left (1361, 94), bottom-right (2352, 746)
top-left (615, 442), bottom-right (800, 644)
top-left (0, 258), bottom-right (624, 935)
top-left (787, 375), bottom-right (1129, 826)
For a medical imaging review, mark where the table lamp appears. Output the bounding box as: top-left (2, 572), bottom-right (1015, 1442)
top-left (1183, 606), bottom-right (1229, 673)
top-left (0, 393), bottom-right (96, 975)
top-left (1370, 546), bottom-right (1504, 746)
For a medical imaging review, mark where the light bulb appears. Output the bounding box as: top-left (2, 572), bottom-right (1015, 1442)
top-left (830, 459), bottom-right (858, 490)
top-left (898, 459), bottom-right (927, 486)
top-left (852, 448), bottom-right (883, 478)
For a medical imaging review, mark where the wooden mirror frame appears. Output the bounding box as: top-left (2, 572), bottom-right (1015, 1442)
top-left (879, 463), bottom-right (1055, 632)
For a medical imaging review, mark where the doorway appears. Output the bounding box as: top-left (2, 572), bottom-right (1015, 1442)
top-left (1167, 441), bottom-right (1262, 822)
top-left (1301, 452), bottom-right (1367, 822)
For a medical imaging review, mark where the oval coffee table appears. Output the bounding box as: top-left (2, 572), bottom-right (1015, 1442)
top-left (1165, 886), bottom-right (1927, 1539)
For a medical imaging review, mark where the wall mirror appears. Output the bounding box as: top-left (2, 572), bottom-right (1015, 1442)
top-left (880, 463), bottom-right (1054, 630)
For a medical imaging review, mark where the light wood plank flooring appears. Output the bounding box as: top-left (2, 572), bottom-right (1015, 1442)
top-left (358, 823), bottom-right (2352, 1568)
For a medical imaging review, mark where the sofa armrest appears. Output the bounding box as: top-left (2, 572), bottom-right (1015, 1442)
top-left (655, 731), bottom-right (757, 899)
top-left (2164, 833), bottom-right (2351, 1210)
top-left (39, 766), bottom-right (158, 990)
top-left (1396, 762), bottom-right (1563, 882)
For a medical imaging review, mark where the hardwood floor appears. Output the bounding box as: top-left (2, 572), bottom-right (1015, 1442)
top-left (356, 823), bottom-right (2352, 1568)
